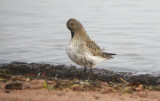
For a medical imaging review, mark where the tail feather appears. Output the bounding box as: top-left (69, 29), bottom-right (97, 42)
top-left (104, 52), bottom-right (117, 58)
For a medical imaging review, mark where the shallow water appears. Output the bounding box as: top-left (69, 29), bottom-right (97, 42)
top-left (0, 0), bottom-right (160, 74)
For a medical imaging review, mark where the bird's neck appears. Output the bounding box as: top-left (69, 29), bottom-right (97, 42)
top-left (72, 30), bottom-right (90, 41)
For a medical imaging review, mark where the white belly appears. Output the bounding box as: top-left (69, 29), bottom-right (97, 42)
top-left (66, 41), bottom-right (106, 68)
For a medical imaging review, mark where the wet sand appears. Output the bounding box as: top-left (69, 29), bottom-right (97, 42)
top-left (0, 89), bottom-right (160, 101)
top-left (0, 78), bottom-right (160, 101)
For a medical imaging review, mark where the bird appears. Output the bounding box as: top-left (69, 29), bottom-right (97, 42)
top-left (66, 18), bottom-right (116, 72)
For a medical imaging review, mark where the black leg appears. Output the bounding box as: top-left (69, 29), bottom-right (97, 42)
top-left (87, 67), bottom-right (92, 80)
top-left (84, 67), bottom-right (86, 73)
top-left (90, 67), bottom-right (92, 73)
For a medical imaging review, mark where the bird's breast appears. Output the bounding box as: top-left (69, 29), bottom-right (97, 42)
top-left (66, 40), bottom-right (85, 64)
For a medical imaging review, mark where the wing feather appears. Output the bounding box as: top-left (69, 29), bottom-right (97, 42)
top-left (85, 40), bottom-right (116, 59)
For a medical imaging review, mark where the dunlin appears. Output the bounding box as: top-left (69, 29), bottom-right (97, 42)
top-left (66, 18), bottom-right (116, 72)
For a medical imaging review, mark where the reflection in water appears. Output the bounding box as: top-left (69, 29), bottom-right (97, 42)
top-left (0, 0), bottom-right (160, 74)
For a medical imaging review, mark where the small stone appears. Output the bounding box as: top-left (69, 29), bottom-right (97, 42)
top-left (57, 92), bottom-right (64, 96)
top-left (93, 95), bottom-right (100, 100)
top-left (26, 78), bottom-right (30, 82)
top-left (5, 90), bottom-right (10, 93)
top-left (5, 82), bottom-right (23, 90)
top-left (32, 79), bottom-right (45, 84)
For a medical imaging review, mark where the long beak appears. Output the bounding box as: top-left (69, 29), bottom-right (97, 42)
top-left (71, 32), bottom-right (74, 38)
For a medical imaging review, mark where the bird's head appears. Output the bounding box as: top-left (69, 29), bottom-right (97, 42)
top-left (67, 18), bottom-right (84, 32)
top-left (66, 18), bottom-right (85, 38)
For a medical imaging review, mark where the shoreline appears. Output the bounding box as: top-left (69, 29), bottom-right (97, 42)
top-left (0, 62), bottom-right (160, 86)
top-left (0, 62), bottom-right (160, 101)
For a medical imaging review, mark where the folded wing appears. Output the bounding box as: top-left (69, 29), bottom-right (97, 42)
top-left (85, 40), bottom-right (116, 59)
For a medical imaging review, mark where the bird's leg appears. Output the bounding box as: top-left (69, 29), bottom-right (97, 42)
top-left (84, 67), bottom-right (86, 73)
top-left (90, 67), bottom-right (92, 73)
top-left (87, 67), bottom-right (92, 80)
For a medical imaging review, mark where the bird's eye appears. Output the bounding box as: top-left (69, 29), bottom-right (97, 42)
top-left (70, 23), bottom-right (74, 26)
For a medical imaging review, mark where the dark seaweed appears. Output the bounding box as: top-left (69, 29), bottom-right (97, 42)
top-left (0, 62), bottom-right (160, 86)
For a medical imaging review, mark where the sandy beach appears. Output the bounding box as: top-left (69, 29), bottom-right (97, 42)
top-left (0, 81), bottom-right (160, 101)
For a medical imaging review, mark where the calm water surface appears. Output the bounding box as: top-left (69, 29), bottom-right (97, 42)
top-left (0, 0), bottom-right (160, 74)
